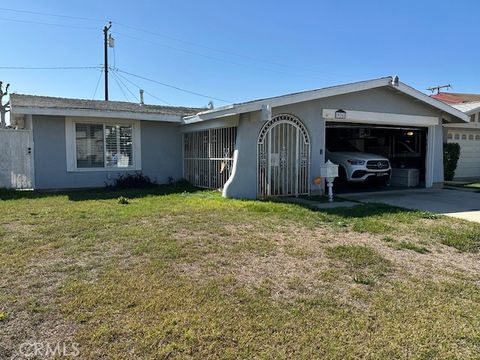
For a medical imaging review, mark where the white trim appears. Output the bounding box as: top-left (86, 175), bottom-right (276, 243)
top-left (26, 115), bottom-right (36, 189)
top-left (65, 117), bottom-right (142, 172)
top-left (182, 77), bottom-right (469, 124)
top-left (322, 109), bottom-right (439, 127)
top-left (180, 115), bottom-right (239, 133)
top-left (183, 78), bottom-right (392, 124)
top-left (444, 122), bottom-right (480, 129)
top-left (14, 106), bottom-right (182, 122)
top-left (425, 125), bottom-right (435, 188)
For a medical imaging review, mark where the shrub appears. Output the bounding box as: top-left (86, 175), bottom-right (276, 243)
top-left (117, 196), bottom-right (130, 205)
top-left (443, 143), bottom-right (461, 181)
top-left (109, 172), bottom-right (157, 189)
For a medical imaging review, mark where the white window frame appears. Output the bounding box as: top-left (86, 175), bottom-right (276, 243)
top-left (65, 117), bottom-right (142, 172)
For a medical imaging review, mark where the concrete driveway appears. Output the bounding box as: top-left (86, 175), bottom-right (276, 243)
top-left (342, 188), bottom-right (480, 223)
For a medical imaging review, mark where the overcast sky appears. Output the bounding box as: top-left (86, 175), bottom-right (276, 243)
top-left (0, 0), bottom-right (478, 108)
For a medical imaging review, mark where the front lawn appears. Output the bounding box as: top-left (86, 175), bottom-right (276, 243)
top-left (1, 186), bottom-right (479, 359)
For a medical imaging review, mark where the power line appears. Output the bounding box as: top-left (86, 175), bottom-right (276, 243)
top-left (92, 69), bottom-right (104, 100)
top-left (0, 6), bottom-right (104, 23)
top-left (114, 68), bottom-right (232, 103)
top-left (0, 7), bottom-right (358, 82)
top-left (111, 71), bottom-right (139, 102)
top-left (114, 71), bottom-right (172, 105)
top-left (111, 70), bottom-right (131, 102)
top-left (113, 21), bottom-right (319, 73)
top-left (0, 17), bottom-right (98, 30)
top-left (0, 6), bottom-right (306, 71)
top-left (0, 7), bottom-right (363, 83)
top-left (0, 66), bottom-right (101, 70)
top-left (115, 31), bottom-right (345, 82)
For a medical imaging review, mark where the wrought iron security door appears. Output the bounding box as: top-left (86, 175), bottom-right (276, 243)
top-left (257, 114), bottom-right (310, 197)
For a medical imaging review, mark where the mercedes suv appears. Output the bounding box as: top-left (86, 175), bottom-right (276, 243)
top-left (326, 141), bottom-right (391, 185)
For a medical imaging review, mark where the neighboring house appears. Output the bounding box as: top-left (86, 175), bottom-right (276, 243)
top-left (432, 93), bottom-right (480, 180)
top-left (7, 76), bottom-right (467, 199)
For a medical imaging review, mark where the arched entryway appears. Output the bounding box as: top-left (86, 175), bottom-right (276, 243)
top-left (257, 114), bottom-right (310, 198)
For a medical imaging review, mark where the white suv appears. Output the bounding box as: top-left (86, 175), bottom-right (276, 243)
top-left (326, 143), bottom-right (391, 184)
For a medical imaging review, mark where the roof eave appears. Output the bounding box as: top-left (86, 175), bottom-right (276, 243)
top-left (182, 77), bottom-right (393, 124)
top-left (11, 106), bottom-right (184, 122)
top-left (182, 77), bottom-right (468, 125)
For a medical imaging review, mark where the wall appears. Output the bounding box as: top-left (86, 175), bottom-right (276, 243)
top-left (224, 87), bottom-right (446, 199)
top-left (32, 115), bottom-right (182, 189)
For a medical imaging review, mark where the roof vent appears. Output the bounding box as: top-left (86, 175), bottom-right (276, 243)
top-left (391, 75), bottom-right (399, 86)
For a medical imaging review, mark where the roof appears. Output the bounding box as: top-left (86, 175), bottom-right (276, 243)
top-left (431, 92), bottom-right (480, 104)
top-left (451, 101), bottom-right (480, 114)
top-left (10, 94), bottom-right (205, 122)
top-left (184, 77), bottom-right (468, 124)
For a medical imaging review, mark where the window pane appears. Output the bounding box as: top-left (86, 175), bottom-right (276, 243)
top-left (76, 124), bottom-right (104, 168)
top-left (105, 125), bottom-right (133, 168)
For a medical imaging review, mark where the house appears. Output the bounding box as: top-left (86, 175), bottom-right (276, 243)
top-left (6, 76), bottom-right (467, 198)
top-left (432, 93), bottom-right (480, 180)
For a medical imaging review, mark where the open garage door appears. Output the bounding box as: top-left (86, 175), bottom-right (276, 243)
top-left (326, 123), bottom-right (427, 190)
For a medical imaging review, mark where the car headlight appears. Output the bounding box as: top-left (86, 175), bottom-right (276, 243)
top-left (347, 159), bottom-right (365, 165)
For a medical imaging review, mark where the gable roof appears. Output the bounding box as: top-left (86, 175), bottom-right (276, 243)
top-left (431, 92), bottom-right (480, 105)
top-left (450, 101), bottom-right (480, 114)
top-left (183, 76), bottom-right (468, 124)
top-left (10, 94), bottom-right (205, 122)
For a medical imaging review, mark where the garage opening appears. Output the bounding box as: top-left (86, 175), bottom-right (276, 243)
top-left (326, 123), bottom-right (427, 191)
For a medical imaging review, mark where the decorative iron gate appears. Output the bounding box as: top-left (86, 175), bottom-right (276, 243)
top-left (183, 127), bottom-right (237, 189)
top-left (257, 114), bottom-right (310, 197)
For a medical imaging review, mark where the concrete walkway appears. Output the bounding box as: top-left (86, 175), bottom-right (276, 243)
top-left (283, 197), bottom-right (359, 209)
top-left (342, 188), bottom-right (480, 223)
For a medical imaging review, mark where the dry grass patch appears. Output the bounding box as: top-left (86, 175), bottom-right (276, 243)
top-left (1, 187), bottom-right (480, 358)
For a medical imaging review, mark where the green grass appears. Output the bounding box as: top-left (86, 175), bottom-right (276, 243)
top-left (325, 245), bottom-right (392, 285)
top-left (1, 186), bottom-right (480, 359)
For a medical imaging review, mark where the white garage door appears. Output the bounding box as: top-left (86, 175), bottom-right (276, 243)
top-left (447, 130), bottom-right (480, 179)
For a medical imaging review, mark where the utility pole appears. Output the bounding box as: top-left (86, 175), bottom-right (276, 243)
top-left (0, 82), bottom-right (10, 128)
top-left (427, 84), bottom-right (451, 95)
top-left (103, 21), bottom-right (112, 101)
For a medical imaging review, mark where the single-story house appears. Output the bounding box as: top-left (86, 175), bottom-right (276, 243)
top-left (432, 92), bottom-right (480, 180)
top-left (6, 76), bottom-right (467, 198)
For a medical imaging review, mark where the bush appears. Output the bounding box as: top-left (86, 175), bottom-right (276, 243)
top-left (117, 196), bottom-right (130, 205)
top-left (443, 143), bottom-right (461, 181)
top-left (109, 172), bottom-right (157, 189)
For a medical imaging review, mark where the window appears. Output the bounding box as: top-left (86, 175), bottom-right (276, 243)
top-left (447, 133), bottom-right (453, 140)
top-left (469, 134), bottom-right (474, 140)
top-left (68, 119), bottom-right (140, 171)
top-left (76, 124), bottom-right (104, 168)
top-left (454, 133), bottom-right (460, 140)
top-left (462, 134), bottom-right (467, 140)
top-left (105, 125), bottom-right (133, 168)
top-left (470, 114), bottom-right (476, 123)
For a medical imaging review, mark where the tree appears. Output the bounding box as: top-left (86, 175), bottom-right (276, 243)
top-left (0, 82), bottom-right (10, 128)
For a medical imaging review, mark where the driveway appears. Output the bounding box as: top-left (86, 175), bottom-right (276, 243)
top-left (342, 188), bottom-right (480, 223)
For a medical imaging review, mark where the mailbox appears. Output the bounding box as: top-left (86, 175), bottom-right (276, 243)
top-left (320, 160), bottom-right (339, 182)
top-left (320, 160), bottom-right (339, 202)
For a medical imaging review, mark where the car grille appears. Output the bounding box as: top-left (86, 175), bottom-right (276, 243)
top-left (366, 160), bottom-right (390, 170)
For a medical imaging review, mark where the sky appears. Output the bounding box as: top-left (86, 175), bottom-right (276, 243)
top-left (0, 0), bottom-right (479, 109)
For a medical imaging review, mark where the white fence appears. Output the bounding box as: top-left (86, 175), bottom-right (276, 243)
top-left (0, 129), bottom-right (34, 189)
top-left (183, 127), bottom-right (237, 189)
